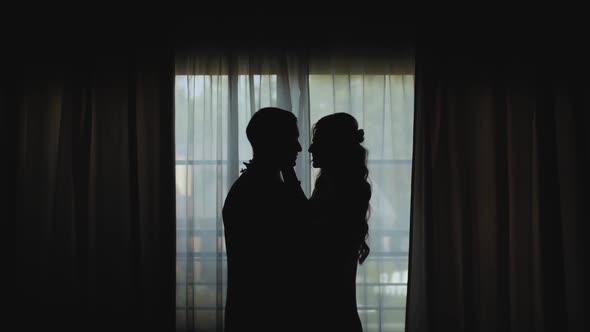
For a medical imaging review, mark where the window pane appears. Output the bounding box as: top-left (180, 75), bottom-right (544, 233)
top-left (195, 310), bottom-right (217, 331)
top-left (382, 309), bottom-right (406, 332)
top-left (381, 285), bottom-right (407, 307)
top-left (359, 308), bottom-right (379, 332)
top-left (195, 285), bottom-right (217, 308)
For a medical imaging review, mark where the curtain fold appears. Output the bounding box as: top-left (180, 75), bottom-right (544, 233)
top-left (7, 48), bottom-right (176, 332)
top-left (406, 41), bottom-right (589, 332)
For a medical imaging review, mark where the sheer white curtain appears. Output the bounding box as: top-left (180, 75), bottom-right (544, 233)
top-left (174, 50), bottom-right (310, 332)
top-left (308, 52), bottom-right (415, 332)
top-left (175, 48), bottom-right (414, 332)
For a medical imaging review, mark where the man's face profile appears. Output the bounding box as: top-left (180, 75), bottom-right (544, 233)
top-left (280, 122), bottom-right (302, 168)
top-left (264, 120), bottom-right (301, 168)
top-left (247, 108), bottom-right (302, 169)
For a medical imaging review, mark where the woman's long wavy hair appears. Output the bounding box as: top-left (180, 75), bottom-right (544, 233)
top-left (311, 113), bottom-right (371, 264)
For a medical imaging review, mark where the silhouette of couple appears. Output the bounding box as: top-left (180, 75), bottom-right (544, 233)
top-left (223, 107), bottom-right (371, 332)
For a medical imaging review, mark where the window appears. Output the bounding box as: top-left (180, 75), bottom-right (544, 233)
top-left (175, 52), bottom-right (414, 332)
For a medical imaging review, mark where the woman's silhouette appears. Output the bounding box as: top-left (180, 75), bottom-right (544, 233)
top-left (307, 112), bottom-right (371, 332)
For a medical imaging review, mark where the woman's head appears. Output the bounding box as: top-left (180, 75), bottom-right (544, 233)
top-left (309, 113), bottom-right (371, 264)
top-left (309, 113), bottom-right (367, 177)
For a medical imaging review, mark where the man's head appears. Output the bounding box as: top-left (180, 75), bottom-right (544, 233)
top-left (247, 107), bottom-right (302, 169)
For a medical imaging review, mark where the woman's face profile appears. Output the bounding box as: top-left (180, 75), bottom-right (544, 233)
top-left (310, 113), bottom-right (361, 170)
top-left (308, 139), bottom-right (321, 168)
top-left (309, 127), bottom-right (338, 169)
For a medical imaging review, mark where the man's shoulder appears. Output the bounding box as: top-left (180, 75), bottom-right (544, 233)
top-left (223, 172), bottom-right (259, 210)
top-left (223, 171), bottom-right (270, 225)
top-left (227, 171), bottom-right (257, 196)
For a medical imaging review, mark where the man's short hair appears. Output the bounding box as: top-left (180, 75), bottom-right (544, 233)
top-left (246, 107), bottom-right (297, 150)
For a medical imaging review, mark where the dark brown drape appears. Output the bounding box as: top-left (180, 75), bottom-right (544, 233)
top-left (406, 34), bottom-right (589, 332)
top-left (5, 44), bottom-right (175, 332)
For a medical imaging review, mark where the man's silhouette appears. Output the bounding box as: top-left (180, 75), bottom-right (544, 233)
top-left (222, 107), bottom-right (307, 332)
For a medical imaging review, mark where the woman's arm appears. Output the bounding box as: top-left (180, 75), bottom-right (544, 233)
top-left (281, 167), bottom-right (308, 202)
